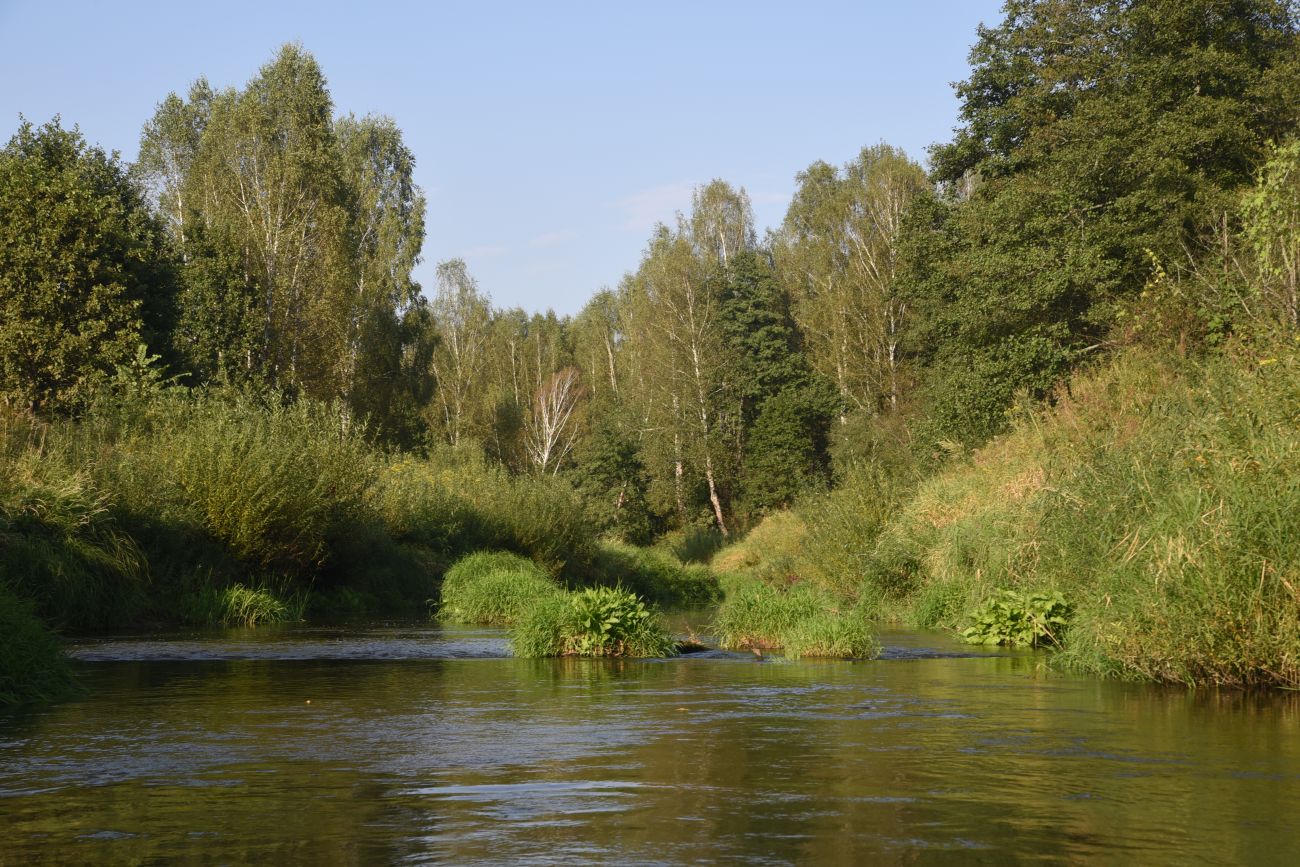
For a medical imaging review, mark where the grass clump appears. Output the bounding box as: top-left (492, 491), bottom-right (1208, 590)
top-left (437, 550), bottom-right (561, 625)
top-left (509, 586), bottom-right (676, 658)
top-left (714, 579), bottom-right (878, 659)
top-left (179, 581), bottom-right (307, 627)
top-left (0, 586), bottom-right (75, 706)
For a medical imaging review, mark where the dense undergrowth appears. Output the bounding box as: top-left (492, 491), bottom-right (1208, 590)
top-left (437, 550), bottom-right (679, 658)
top-left (0, 388), bottom-right (601, 703)
top-left (726, 342), bottom-right (1300, 687)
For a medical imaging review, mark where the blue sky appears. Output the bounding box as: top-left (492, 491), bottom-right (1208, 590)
top-left (0, 1), bottom-right (1004, 315)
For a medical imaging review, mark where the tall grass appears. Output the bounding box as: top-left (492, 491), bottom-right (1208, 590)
top-left (179, 580), bottom-right (308, 627)
top-left (0, 447), bottom-right (145, 629)
top-left (797, 345), bottom-right (1300, 687)
top-left (713, 577), bottom-right (878, 658)
top-left (374, 448), bottom-right (595, 579)
top-left (437, 551), bottom-right (562, 625)
top-left (0, 586), bottom-right (75, 706)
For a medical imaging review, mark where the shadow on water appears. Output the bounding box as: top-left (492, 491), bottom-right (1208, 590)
top-left (2, 622), bottom-right (1298, 864)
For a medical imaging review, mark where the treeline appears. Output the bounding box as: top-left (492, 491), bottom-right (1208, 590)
top-left (11, 3), bottom-right (1300, 550)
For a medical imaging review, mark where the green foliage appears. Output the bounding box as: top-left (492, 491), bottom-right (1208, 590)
top-left (147, 393), bottom-right (374, 575)
top-left (844, 346), bottom-right (1300, 687)
top-left (0, 586), bottom-right (75, 706)
top-left (591, 541), bottom-right (721, 608)
top-left (0, 446), bottom-right (146, 630)
top-left (507, 593), bottom-right (576, 657)
top-left (659, 525), bottom-right (724, 565)
top-left (908, 0), bottom-right (1300, 450)
top-left (743, 387), bottom-right (836, 510)
top-left (567, 587), bottom-right (675, 657)
top-left (797, 462), bottom-right (906, 598)
top-left (568, 419), bottom-right (657, 545)
top-left (1241, 138), bottom-right (1300, 331)
top-left (714, 579), bottom-right (878, 659)
top-left (180, 581), bottom-right (306, 627)
top-left (0, 118), bottom-right (173, 412)
top-left (438, 551), bottom-right (560, 626)
top-left (509, 586), bottom-right (675, 659)
top-left (376, 449), bottom-right (595, 579)
top-left (961, 590), bottom-right (1071, 648)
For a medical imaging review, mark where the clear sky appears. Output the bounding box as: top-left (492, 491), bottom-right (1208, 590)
top-left (0, 1), bottom-right (1004, 315)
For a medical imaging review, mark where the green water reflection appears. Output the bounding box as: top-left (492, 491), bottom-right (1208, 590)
top-left (1, 626), bottom-right (1297, 864)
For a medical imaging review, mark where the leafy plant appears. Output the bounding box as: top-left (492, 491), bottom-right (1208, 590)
top-left (567, 586), bottom-right (675, 658)
top-left (509, 586), bottom-right (675, 658)
top-left (961, 590), bottom-right (1071, 648)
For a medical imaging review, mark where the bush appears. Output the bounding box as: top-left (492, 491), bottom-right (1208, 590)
top-left (961, 590), bottom-right (1071, 648)
top-left (0, 586), bottom-right (75, 706)
top-left (659, 525), bottom-right (725, 564)
top-left (509, 586), bottom-right (676, 658)
top-left (150, 393), bottom-right (374, 575)
top-left (591, 541), bottom-right (721, 607)
top-left (374, 448), bottom-right (595, 579)
top-left (438, 551), bottom-right (560, 625)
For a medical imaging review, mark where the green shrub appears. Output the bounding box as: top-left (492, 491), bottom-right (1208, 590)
top-left (509, 586), bottom-right (675, 658)
top-left (438, 550), bottom-right (560, 625)
top-left (591, 541), bottom-right (721, 607)
top-left (374, 450), bottom-right (594, 579)
top-left (961, 590), bottom-right (1071, 648)
top-left (0, 586), bottom-right (75, 706)
top-left (567, 586), bottom-right (676, 657)
top-left (660, 526), bottom-right (724, 564)
top-left (154, 394), bottom-right (374, 575)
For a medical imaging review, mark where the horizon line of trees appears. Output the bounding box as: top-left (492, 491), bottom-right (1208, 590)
top-left (5, 0), bottom-right (1300, 542)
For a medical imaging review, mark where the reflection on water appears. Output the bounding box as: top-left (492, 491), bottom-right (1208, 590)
top-left (2, 624), bottom-right (1297, 864)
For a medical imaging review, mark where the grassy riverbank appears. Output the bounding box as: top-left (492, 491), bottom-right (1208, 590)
top-left (724, 343), bottom-right (1300, 688)
top-left (0, 389), bottom-right (602, 703)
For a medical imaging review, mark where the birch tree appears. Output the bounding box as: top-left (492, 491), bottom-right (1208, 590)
top-left (335, 113), bottom-right (426, 424)
top-left (776, 144), bottom-right (926, 414)
top-left (429, 259), bottom-right (492, 446)
top-left (525, 366), bottom-right (584, 474)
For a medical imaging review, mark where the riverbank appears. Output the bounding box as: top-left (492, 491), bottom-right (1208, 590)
top-left (0, 390), bottom-right (601, 704)
top-left (721, 343), bottom-right (1300, 688)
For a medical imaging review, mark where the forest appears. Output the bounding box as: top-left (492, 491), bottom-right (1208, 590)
top-left (4, 0), bottom-right (1300, 705)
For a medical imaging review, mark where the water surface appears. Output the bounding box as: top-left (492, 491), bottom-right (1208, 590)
top-left (2, 623), bottom-right (1296, 864)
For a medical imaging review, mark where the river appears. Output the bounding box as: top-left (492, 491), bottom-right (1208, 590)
top-left (2, 622), bottom-right (1297, 864)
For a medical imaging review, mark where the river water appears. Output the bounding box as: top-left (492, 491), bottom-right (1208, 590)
top-left (2, 622), bottom-right (1297, 864)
